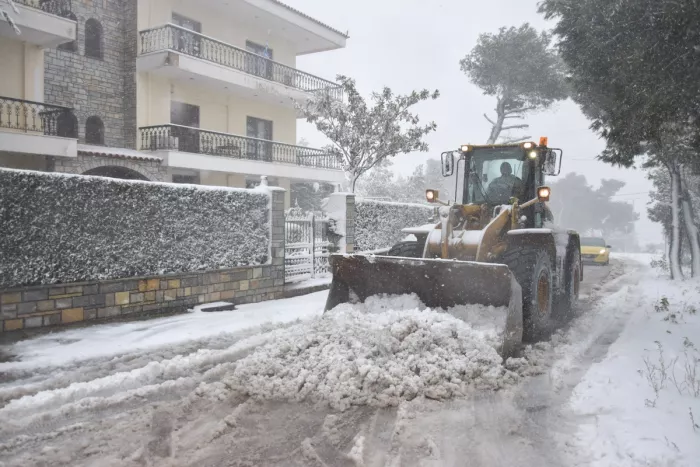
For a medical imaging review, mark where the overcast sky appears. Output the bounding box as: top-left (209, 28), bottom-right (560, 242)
top-left (291, 0), bottom-right (663, 245)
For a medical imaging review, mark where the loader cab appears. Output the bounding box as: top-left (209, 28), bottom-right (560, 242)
top-left (439, 140), bottom-right (563, 227)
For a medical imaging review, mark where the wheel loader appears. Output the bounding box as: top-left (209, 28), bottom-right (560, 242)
top-left (324, 138), bottom-right (582, 357)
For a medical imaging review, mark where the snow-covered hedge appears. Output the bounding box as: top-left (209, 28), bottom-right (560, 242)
top-left (0, 169), bottom-right (270, 287)
top-left (354, 198), bottom-right (435, 251)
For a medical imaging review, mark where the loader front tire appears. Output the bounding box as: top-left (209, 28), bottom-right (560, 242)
top-left (387, 241), bottom-right (424, 258)
top-left (502, 246), bottom-right (554, 342)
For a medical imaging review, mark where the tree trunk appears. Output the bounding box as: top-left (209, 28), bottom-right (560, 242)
top-left (680, 172), bottom-right (700, 276)
top-left (668, 163), bottom-right (684, 280)
top-left (486, 98), bottom-right (506, 144)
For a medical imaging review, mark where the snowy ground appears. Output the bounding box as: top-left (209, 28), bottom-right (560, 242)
top-left (0, 254), bottom-right (697, 466)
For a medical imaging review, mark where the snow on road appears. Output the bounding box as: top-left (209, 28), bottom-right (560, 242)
top-left (0, 254), bottom-right (696, 466)
top-left (564, 258), bottom-right (700, 467)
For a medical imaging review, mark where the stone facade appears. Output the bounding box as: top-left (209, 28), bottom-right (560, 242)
top-left (52, 154), bottom-right (167, 181)
top-left (0, 265), bottom-right (283, 332)
top-left (0, 187), bottom-right (286, 333)
top-left (44, 0), bottom-right (137, 149)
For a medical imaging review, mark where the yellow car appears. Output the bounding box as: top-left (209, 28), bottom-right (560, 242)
top-left (581, 237), bottom-right (611, 266)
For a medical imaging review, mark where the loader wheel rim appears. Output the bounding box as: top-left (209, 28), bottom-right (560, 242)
top-left (537, 273), bottom-right (550, 316)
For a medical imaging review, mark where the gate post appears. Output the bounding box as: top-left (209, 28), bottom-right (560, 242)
top-left (311, 212), bottom-right (316, 278)
top-left (323, 192), bottom-right (355, 254)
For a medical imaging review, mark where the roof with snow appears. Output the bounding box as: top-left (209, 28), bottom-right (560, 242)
top-left (270, 0), bottom-right (349, 39)
top-left (78, 144), bottom-right (163, 162)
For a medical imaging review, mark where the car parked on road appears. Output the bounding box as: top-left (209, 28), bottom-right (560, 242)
top-left (580, 237), bottom-right (611, 265)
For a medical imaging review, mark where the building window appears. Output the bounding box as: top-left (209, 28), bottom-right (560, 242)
top-left (246, 116), bottom-right (273, 161)
top-left (57, 112), bottom-right (78, 138)
top-left (58, 13), bottom-right (77, 52)
top-left (170, 101), bottom-right (200, 128)
top-left (85, 19), bottom-right (103, 59)
top-left (171, 101), bottom-right (200, 153)
top-left (85, 116), bottom-right (104, 145)
top-left (245, 41), bottom-right (273, 79)
top-left (172, 13), bottom-right (202, 56)
top-left (173, 174), bottom-right (199, 184)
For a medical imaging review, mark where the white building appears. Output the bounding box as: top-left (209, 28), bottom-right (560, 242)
top-left (0, 0), bottom-right (347, 207)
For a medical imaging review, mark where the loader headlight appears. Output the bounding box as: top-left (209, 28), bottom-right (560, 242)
top-left (537, 186), bottom-right (551, 202)
top-left (599, 249), bottom-right (607, 254)
top-left (523, 142), bottom-right (534, 149)
top-left (426, 189), bottom-right (438, 203)
top-left (528, 150), bottom-right (538, 159)
top-left (460, 144), bottom-right (471, 152)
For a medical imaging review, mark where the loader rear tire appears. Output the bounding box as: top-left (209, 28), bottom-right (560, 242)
top-left (387, 241), bottom-right (424, 258)
top-left (502, 246), bottom-right (554, 342)
top-left (555, 251), bottom-right (581, 320)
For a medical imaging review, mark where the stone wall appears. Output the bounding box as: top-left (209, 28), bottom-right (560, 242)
top-left (0, 265), bottom-right (283, 332)
top-left (44, 0), bottom-right (137, 148)
top-left (52, 153), bottom-right (167, 181)
top-left (0, 188), bottom-right (286, 332)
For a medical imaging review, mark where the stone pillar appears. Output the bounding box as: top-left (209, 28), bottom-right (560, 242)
top-left (324, 192), bottom-right (355, 254)
top-left (268, 186), bottom-right (287, 289)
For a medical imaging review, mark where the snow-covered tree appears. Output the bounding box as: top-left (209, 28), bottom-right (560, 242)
top-left (299, 75), bottom-right (439, 192)
top-left (459, 24), bottom-right (568, 144)
top-left (540, 0), bottom-right (700, 278)
top-left (548, 173), bottom-right (638, 237)
top-left (2, 0), bottom-right (21, 34)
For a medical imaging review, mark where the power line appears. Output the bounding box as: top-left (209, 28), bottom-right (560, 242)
top-left (610, 191), bottom-right (649, 197)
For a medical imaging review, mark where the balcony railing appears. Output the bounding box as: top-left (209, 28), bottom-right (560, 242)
top-left (14, 0), bottom-right (73, 18)
top-left (0, 96), bottom-right (76, 137)
top-left (140, 124), bottom-right (341, 170)
top-left (139, 24), bottom-right (343, 101)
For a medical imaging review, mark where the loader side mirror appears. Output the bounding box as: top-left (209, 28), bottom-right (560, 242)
top-left (544, 149), bottom-right (563, 176)
top-left (441, 151), bottom-right (455, 177)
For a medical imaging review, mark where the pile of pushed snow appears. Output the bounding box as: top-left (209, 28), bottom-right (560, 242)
top-left (224, 295), bottom-right (518, 411)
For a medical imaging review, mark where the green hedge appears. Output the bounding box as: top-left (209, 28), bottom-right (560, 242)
top-left (354, 199), bottom-right (435, 251)
top-left (0, 169), bottom-right (270, 287)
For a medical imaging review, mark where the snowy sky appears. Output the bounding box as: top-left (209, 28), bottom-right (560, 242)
top-left (292, 0), bottom-right (663, 245)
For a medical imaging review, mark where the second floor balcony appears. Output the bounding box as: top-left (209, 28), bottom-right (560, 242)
top-left (140, 124), bottom-right (344, 184)
top-left (137, 24), bottom-right (343, 114)
top-left (0, 0), bottom-right (77, 48)
top-left (0, 96), bottom-right (78, 158)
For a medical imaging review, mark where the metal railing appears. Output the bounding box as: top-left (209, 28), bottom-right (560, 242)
top-left (15, 0), bottom-right (73, 18)
top-left (0, 96), bottom-right (76, 136)
top-left (139, 124), bottom-right (341, 170)
top-left (139, 24), bottom-right (343, 101)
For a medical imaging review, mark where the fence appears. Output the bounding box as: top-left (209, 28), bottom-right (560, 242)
top-left (138, 24), bottom-right (343, 101)
top-left (285, 210), bottom-right (333, 283)
top-left (139, 124), bottom-right (341, 170)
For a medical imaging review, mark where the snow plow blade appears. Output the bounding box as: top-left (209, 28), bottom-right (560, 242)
top-left (324, 254), bottom-right (523, 357)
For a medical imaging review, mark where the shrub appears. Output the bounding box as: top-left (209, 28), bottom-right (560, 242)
top-left (354, 199), bottom-right (435, 251)
top-left (0, 169), bottom-right (270, 287)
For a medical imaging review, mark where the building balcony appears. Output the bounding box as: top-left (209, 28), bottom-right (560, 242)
top-left (0, 0), bottom-right (77, 48)
top-left (0, 96), bottom-right (78, 158)
top-left (137, 24), bottom-right (342, 113)
top-left (140, 124), bottom-right (344, 184)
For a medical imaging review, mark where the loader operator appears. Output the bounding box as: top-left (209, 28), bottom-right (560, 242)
top-left (486, 162), bottom-right (524, 205)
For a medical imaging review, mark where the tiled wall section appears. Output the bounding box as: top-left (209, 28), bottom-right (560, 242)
top-left (0, 188), bottom-right (286, 332)
top-left (0, 266), bottom-right (282, 332)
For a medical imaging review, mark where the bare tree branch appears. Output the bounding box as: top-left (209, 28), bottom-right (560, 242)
top-left (500, 135), bottom-right (532, 144)
top-left (483, 113), bottom-right (496, 125)
top-left (501, 124), bottom-right (530, 131)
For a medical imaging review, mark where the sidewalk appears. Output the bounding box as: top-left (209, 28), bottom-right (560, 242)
top-left (0, 291), bottom-right (328, 371)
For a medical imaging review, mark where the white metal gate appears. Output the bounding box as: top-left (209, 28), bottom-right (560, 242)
top-left (285, 210), bottom-right (332, 283)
